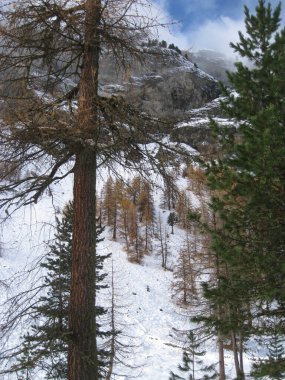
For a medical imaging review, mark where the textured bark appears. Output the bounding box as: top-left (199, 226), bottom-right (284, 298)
top-left (68, 152), bottom-right (97, 380)
top-left (218, 334), bottom-right (225, 380)
top-left (105, 261), bottom-right (116, 380)
top-left (68, 1), bottom-right (101, 380)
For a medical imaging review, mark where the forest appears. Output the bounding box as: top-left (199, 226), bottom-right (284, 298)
top-left (0, 0), bottom-right (284, 379)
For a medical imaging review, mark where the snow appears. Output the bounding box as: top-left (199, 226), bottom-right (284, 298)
top-left (0, 6), bottom-right (260, 379)
top-left (0, 163), bottom-right (253, 379)
top-left (176, 117), bottom-right (236, 129)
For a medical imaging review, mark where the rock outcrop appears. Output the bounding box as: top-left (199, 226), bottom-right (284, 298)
top-left (99, 48), bottom-right (220, 119)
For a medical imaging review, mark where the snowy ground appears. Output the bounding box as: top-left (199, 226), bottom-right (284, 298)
top-left (0, 171), bottom-right (253, 379)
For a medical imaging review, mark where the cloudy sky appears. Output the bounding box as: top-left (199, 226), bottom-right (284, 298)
top-left (152, 0), bottom-right (285, 57)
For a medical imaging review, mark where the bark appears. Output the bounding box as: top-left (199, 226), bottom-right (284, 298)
top-left (68, 1), bottom-right (101, 380)
top-left (232, 331), bottom-right (242, 380)
top-left (112, 203), bottom-right (117, 240)
top-left (106, 261), bottom-right (116, 380)
top-left (68, 152), bottom-right (98, 380)
top-left (218, 334), bottom-right (225, 380)
top-left (158, 215), bottom-right (165, 268)
top-left (239, 332), bottom-right (244, 377)
top-left (214, 213), bottom-right (226, 380)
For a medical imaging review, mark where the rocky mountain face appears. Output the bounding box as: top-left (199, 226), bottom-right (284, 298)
top-left (190, 49), bottom-right (236, 86)
top-left (99, 47), bottom-right (230, 153)
top-left (99, 48), bottom-right (221, 120)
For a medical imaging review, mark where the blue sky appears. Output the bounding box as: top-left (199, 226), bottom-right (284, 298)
top-left (153, 0), bottom-right (285, 57)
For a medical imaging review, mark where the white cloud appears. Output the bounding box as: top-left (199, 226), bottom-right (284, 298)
top-left (147, 0), bottom-right (189, 46)
top-left (151, 0), bottom-right (285, 58)
top-left (185, 16), bottom-right (246, 58)
top-left (150, 1), bottom-right (244, 57)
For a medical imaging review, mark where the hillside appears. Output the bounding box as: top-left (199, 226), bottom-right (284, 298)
top-left (0, 165), bottom-right (253, 379)
top-left (0, 45), bottom-right (241, 379)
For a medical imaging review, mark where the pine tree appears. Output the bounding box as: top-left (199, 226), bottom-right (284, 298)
top-left (203, 0), bottom-right (285, 376)
top-left (168, 212), bottom-right (178, 234)
top-left (252, 322), bottom-right (285, 379)
top-left (170, 331), bottom-right (217, 380)
top-left (14, 203), bottom-right (111, 379)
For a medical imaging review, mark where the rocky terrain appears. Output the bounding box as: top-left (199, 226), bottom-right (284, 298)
top-left (98, 46), bottom-right (234, 154)
top-left (99, 47), bottom-right (221, 119)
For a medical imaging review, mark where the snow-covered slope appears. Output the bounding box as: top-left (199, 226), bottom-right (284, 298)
top-left (0, 165), bottom-right (253, 379)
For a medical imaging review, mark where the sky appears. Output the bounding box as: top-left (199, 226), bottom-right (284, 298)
top-left (152, 0), bottom-right (285, 57)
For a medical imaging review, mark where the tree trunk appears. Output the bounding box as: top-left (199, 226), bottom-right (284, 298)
top-left (68, 152), bottom-right (98, 380)
top-left (68, 1), bottom-right (101, 380)
top-left (106, 260), bottom-right (116, 380)
top-left (232, 331), bottom-right (242, 380)
top-left (218, 334), bottom-right (225, 380)
top-left (239, 332), bottom-right (244, 377)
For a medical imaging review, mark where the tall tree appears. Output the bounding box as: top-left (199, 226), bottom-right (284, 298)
top-left (12, 203), bottom-right (111, 379)
top-left (172, 233), bottom-right (197, 306)
top-left (170, 330), bottom-right (217, 380)
top-left (204, 0), bottom-right (285, 376)
top-left (0, 2), bottom-right (167, 379)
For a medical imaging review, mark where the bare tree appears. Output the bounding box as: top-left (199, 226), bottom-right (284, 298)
top-left (156, 213), bottom-right (168, 269)
top-left (172, 232), bottom-right (197, 306)
top-left (0, 1), bottom-right (173, 380)
top-left (103, 259), bottom-right (142, 380)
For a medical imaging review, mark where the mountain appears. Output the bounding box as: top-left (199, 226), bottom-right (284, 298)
top-left (98, 46), bottom-right (229, 153)
top-left (189, 49), bottom-right (237, 86)
top-left (99, 47), bottom-right (221, 119)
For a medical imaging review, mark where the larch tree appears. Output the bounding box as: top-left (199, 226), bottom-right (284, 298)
top-left (0, 1), bottom-right (169, 380)
top-left (137, 179), bottom-right (154, 254)
top-left (172, 232), bottom-right (197, 306)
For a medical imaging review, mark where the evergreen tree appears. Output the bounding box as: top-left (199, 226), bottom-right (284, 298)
top-left (170, 331), bottom-right (217, 380)
top-left (168, 212), bottom-right (178, 234)
top-left (14, 203), bottom-right (111, 379)
top-left (203, 0), bottom-right (285, 376)
top-left (252, 322), bottom-right (285, 379)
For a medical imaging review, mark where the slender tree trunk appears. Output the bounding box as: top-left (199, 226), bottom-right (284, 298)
top-left (68, 1), bottom-right (101, 380)
top-left (232, 331), bottom-right (242, 379)
top-left (213, 212), bottom-right (226, 380)
top-left (106, 260), bottom-right (116, 380)
top-left (164, 228), bottom-right (168, 269)
top-left (145, 222), bottom-right (148, 253)
top-left (123, 211), bottom-right (129, 252)
top-left (239, 332), bottom-right (244, 377)
top-left (218, 333), bottom-right (225, 380)
top-left (112, 203), bottom-right (117, 240)
top-left (158, 215), bottom-right (165, 268)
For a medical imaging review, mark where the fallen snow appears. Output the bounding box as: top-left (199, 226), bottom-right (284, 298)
top-left (0, 167), bottom-right (253, 379)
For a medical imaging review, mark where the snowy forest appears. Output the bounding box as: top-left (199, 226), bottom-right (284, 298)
top-left (0, 0), bottom-right (284, 379)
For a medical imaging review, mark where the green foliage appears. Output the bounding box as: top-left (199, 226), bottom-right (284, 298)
top-left (14, 203), bottom-right (111, 379)
top-left (167, 212), bottom-right (178, 234)
top-left (15, 203), bottom-right (73, 379)
top-left (170, 331), bottom-right (217, 380)
top-left (202, 0), bottom-right (285, 376)
top-left (252, 324), bottom-right (285, 379)
top-left (168, 43), bottom-right (182, 54)
top-left (159, 40), bottom-right (167, 48)
top-left (143, 39), bottom-right (182, 53)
